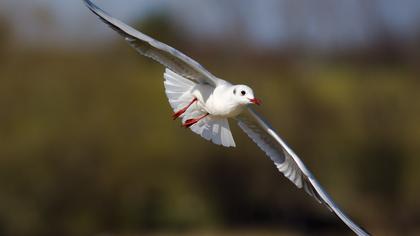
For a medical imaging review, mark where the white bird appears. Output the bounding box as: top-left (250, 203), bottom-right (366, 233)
top-left (83, 1), bottom-right (370, 235)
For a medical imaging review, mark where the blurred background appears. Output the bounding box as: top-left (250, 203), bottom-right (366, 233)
top-left (0, 0), bottom-right (419, 235)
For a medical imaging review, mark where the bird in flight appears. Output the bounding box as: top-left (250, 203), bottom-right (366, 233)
top-left (83, 1), bottom-right (369, 235)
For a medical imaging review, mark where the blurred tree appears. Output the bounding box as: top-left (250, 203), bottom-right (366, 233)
top-left (133, 10), bottom-right (182, 47)
top-left (0, 15), bottom-right (10, 57)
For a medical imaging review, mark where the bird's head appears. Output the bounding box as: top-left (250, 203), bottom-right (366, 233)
top-left (231, 85), bottom-right (262, 106)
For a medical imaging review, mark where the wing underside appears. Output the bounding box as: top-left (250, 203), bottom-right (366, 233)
top-left (236, 107), bottom-right (370, 236)
top-left (83, 0), bottom-right (220, 86)
top-left (237, 112), bottom-right (322, 202)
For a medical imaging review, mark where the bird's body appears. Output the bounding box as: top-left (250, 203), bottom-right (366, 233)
top-left (198, 84), bottom-right (242, 118)
top-left (164, 69), bottom-right (255, 147)
top-left (83, 1), bottom-right (370, 235)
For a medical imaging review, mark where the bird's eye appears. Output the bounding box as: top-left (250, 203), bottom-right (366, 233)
top-left (241, 90), bottom-right (246, 96)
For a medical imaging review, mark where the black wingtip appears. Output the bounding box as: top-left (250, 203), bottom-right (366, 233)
top-left (82, 0), bottom-right (101, 15)
top-left (82, 0), bottom-right (95, 14)
top-left (82, 0), bottom-right (91, 8)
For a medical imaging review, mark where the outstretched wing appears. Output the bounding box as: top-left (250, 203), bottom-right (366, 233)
top-left (83, 0), bottom-right (221, 87)
top-left (236, 107), bottom-right (370, 236)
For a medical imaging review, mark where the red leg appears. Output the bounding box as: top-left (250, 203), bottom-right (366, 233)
top-left (183, 113), bottom-right (209, 128)
top-left (172, 98), bottom-right (198, 120)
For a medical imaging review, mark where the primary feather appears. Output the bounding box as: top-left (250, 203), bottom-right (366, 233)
top-left (83, 0), bottom-right (221, 86)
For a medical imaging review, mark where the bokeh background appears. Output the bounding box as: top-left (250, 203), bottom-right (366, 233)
top-left (1, 0), bottom-right (420, 235)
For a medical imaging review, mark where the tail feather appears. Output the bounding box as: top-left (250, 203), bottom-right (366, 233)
top-left (189, 116), bottom-right (236, 148)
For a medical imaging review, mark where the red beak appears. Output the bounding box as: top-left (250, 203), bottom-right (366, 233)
top-left (250, 98), bottom-right (262, 105)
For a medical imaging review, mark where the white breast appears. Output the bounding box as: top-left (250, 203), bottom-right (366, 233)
top-left (193, 85), bottom-right (242, 118)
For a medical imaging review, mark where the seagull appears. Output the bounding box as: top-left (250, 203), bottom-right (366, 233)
top-left (83, 1), bottom-right (370, 235)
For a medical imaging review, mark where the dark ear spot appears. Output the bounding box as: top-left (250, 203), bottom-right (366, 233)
top-left (233, 88), bottom-right (237, 95)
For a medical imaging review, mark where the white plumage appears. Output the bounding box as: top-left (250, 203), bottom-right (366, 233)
top-left (164, 69), bottom-right (236, 147)
top-left (83, 1), bottom-right (370, 235)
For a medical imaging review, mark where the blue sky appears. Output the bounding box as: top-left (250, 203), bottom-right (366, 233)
top-left (1, 0), bottom-right (420, 49)
top-left (0, 0), bottom-right (172, 47)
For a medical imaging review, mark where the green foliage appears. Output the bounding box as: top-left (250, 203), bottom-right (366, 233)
top-left (0, 49), bottom-right (418, 236)
top-left (135, 11), bottom-right (178, 45)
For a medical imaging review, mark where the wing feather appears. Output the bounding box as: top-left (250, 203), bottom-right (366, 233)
top-left (236, 107), bottom-right (370, 236)
top-left (83, 0), bottom-right (221, 86)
